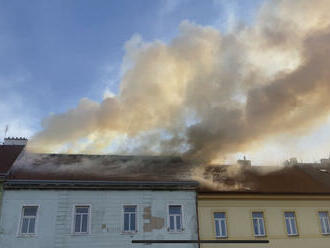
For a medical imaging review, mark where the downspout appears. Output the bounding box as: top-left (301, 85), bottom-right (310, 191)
top-left (195, 191), bottom-right (200, 248)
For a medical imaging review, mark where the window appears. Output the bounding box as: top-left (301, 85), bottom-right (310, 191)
top-left (73, 206), bottom-right (90, 234)
top-left (168, 205), bottom-right (183, 232)
top-left (319, 211), bottom-right (330, 234)
top-left (214, 212), bottom-right (227, 238)
top-left (284, 212), bottom-right (298, 236)
top-left (252, 212), bottom-right (266, 236)
top-left (123, 206), bottom-right (137, 232)
top-left (19, 206), bottom-right (38, 235)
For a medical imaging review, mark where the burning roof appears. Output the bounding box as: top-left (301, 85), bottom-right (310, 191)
top-left (7, 152), bottom-right (330, 194)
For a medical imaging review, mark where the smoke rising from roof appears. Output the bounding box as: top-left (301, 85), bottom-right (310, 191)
top-left (28, 0), bottom-right (330, 163)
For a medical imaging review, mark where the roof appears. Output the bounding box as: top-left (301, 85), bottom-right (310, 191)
top-left (7, 152), bottom-right (196, 185)
top-left (0, 145), bottom-right (25, 176)
top-left (7, 152), bottom-right (330, 194)
top-left (199, 164), bottom-right (330, 194)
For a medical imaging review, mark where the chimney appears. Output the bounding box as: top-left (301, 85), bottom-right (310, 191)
top-left (237, 156), bottom-right (251, 167)
top-left (3, 137), bottom-right (28, 146)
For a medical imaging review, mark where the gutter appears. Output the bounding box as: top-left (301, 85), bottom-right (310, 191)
top-left (4, 179), bottom-right (199, 190)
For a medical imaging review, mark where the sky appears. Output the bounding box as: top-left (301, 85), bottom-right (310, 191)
top-left (2, 0), bottom-right (330, 164)
top-left (0, 0), bottom-right (261, 135)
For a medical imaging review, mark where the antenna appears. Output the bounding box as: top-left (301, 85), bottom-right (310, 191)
top-left (4, 124), bottom-right (8, 137)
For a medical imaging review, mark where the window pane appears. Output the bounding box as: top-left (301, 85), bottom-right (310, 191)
top-left (81, 215), bottom-right (88, 233)
top-left (169, 216), bottom-right (175, 230)
top-left (124, 213), bottom-right (129, 231)
top-left (214, 212), bottom-right (225, 219)
top-left (169, 206), bottom-right (181, 215)
top-left (253, 219), bottom-right (259, 235)
top-left (285, 218), bottom-right (291, 234)
top-left (220, 220), bottom-right (226, 237)
top-left (21, 218), bottom-right (29, 233)
top-left (76, 207), bottom-right (89, 214)
top-left (215, 220), bottom-right (220, 236)
top-left (28, 218), bottom-right (35, 233)
top-left (75, 215), bottom-right (81, 232)
top-left (252, 212), bottom-right (263, 218)
top-left (130, 213), bottom-right (136, 231)
top-left (24, 206), bottom-right (38, 217)
top-left (285, 212), bottom-right (294, 218)
top-left (176, 215), bottom-right (181, 230)
top-left (124, 206), bottom-right (136, 213)
top-left (259, 220), bottom-right (265, 235)
top-left (291, 219), bottom-right (297, 234)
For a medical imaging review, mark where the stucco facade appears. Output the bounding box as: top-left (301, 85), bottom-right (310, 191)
top-left (198, 194), bottom-right (330, 248)
top-left (0, 189), bottom-right (198, 248)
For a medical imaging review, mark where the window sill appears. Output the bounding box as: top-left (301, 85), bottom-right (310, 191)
top-left (17, 234), bottom-right (37, 238)
top-left (215, 236), bottom-right (228, 239)
top-left (71, 233), bottom-right (90, 236)
top-left (321, 233), bottom-right (330, 236)
top-left (121, 231), bottom-right (137, 235)
top-left (287, 234), bottom-right (299, 237)
top-left (254, 235), bottom-right (266, 238)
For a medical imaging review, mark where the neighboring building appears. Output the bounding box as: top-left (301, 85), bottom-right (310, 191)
top-left (0, 153), bottom-right (199, 248)
top-left (198, 162), bottom-right (330, 248)
top-left (0, 138), bottom-right (26, 231)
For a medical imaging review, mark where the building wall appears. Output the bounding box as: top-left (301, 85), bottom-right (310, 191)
top-left (0, 189), bottom-right (198, 248)
top-left (198, 194), bottom-right (330, 248)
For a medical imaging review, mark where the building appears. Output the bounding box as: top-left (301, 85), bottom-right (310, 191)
top-left (0, 138), bottom-right (26, 228)
top-left (198, 161), bottom-right (330, 248)
top-left (0, 153), bottom-right (199, 248)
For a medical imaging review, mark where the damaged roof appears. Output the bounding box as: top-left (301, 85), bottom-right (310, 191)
top-left (6, 152), bottom-right (330, 194)
top-left (7, 152), bottom-right (196, 185)
top-left (0, 145), bottom-right (25, 176)
top-left (199, 164), bottom-right (330, 194)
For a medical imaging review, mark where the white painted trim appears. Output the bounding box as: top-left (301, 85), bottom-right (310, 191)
top-left (16, 204), bottom-right (40, 238)
top-left (167, 204), bottom-right (184, 233)
top-left (71, 204), bottom-right (92, 235)
top-left (121, 204), bottom-right (138, 234)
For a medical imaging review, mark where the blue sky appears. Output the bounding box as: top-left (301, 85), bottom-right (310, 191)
top-left (0, 0), bottom-right (264, 138)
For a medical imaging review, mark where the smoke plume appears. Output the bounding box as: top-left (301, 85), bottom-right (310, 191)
top-left (28, 0), bottom-right (330, 163)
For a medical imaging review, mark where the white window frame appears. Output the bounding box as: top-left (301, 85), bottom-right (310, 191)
top-left (18, 205), bottom-right (39, 236)
top-left (252, 212), bottom-right (266, 237)
top-left (284, 211), bottom-right (298, 236)
top-left (72, 205), bottom-right (91, 235)
top-left (214, 212), bottom-right (227, 238)
top-left (319, 211), bottom-right (330, 235)
top-left (168, 204), bottom-right (183, 233)
top-left (122, 205), bottom-right (138, 233)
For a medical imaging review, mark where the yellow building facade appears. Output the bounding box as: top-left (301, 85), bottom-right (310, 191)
top-left (198, 194), bottom-right (330, 248)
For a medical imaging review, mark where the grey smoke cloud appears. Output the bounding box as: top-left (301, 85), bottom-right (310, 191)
top-left (28, 0), bottom-right (330, 163)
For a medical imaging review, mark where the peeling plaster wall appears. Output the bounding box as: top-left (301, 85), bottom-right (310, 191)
top-left (0, 189), bottom-right (198, 248)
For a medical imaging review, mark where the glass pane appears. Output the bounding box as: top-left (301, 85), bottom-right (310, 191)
top-left (28, 218), bottom-right (35, 233)
top-left (169, 206), bottom-right (181, 215)
top-left (253, 219), bottom-right (259, 235)
top-left (124, 213), bottom-right (129, 231)
top-left (215, 220), bottom-right (220, 236)
top-left (259, 220), bottom-right (265, 235)
top-left (319, 212), bottom-right (328, 218)
top-left (291, 219), bottom-right (297, 234)
top-left (130, 213), bottom-right (136, 231)
top-left (24, 206), bottom-right (38, 217)
top-left (124, 206), bottom-right (136, 213)
top-left (21, 218), bottom-right (29, 233)
top-left (176, 215), bottom-right (181, 230)
top-left (76, 207), bottom-right (89, 214)
top-left (169, 216), bottom-right (175, 230)
top-left (81, 214), bottom-right (88, 232)
top-left (252, 212), bottom-right (263, 218)
top-left (75, 215), bottom-right (81, 232)
top-left (220, 220), bottom-right (226, 237)
top-left (285, 212), bottom-right (294, 218)
top-left (325, 219), bottom-right (330, 233)
top-left (285, 218), bottom-right (291, 234)
top-left (214, 212), bottom-right (225, 219)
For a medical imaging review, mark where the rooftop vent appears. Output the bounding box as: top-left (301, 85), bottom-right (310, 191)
top-left (3, 137), bottom-right (28, 146)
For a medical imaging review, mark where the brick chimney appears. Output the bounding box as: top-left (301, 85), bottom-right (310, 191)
top-left (3, 137), bottom-right (28, 146)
